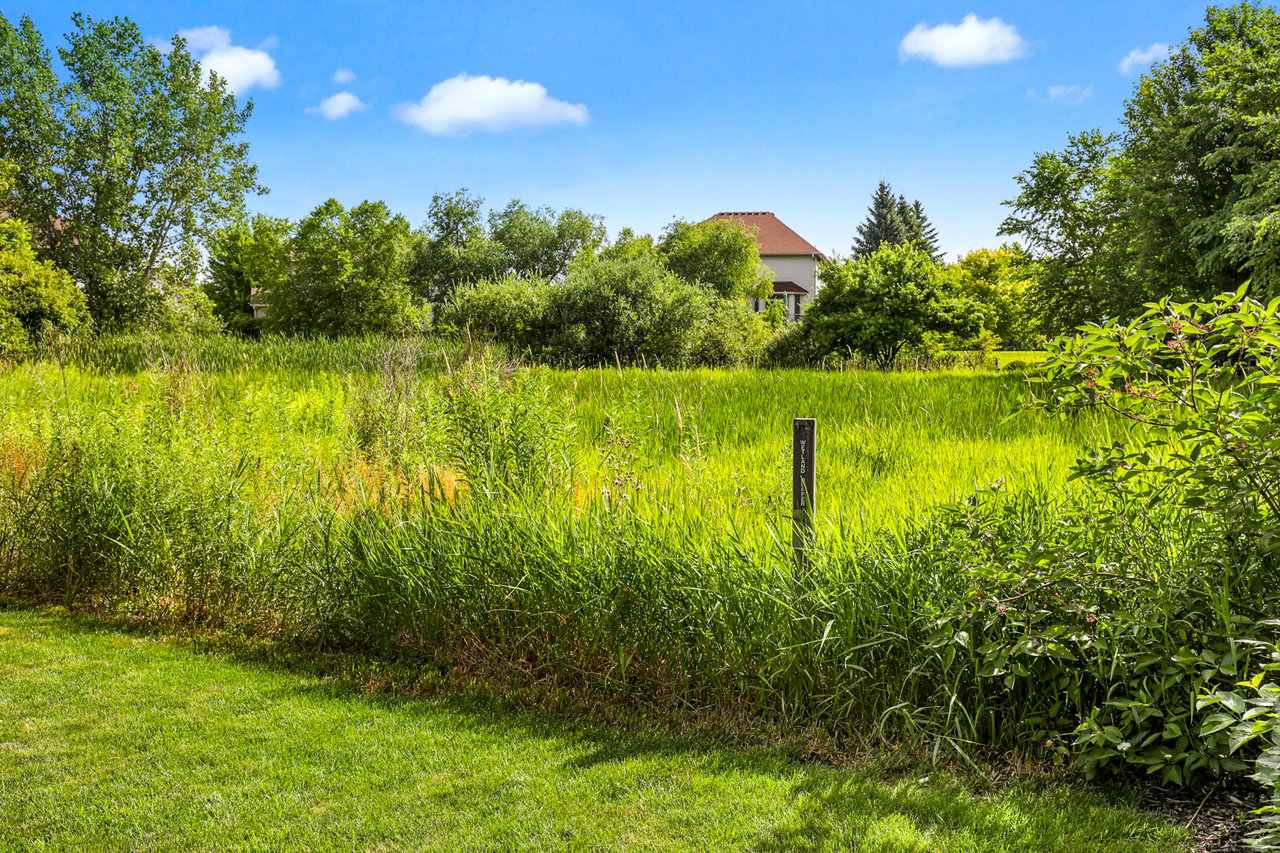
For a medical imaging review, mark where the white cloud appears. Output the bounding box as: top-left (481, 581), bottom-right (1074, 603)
top-left (1028, 85), bottom-right (1094, 105)
top-left (309, 91), bottom-right (366, 120)
top-left (332, 68), bottom-right (357, 84)
top-left (899, 14), bottom-right (1029, 67)
top-left (177, 25), bottom-right (280, 93)
top-left (394, 73), bottom-right (589, 136)
top-left (1118, 43), bottom-right (1170, 74)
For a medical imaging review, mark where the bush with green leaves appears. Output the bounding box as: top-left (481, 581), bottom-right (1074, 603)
top-left (439, 255), bottom-right (723, 367)
top-left (805, 243), bottom-right (980, 368)
top-left (1026, 288), bottom-right (1280, 797)
top-left (947, 247), bottom-right (1041, 347)
top-left (690, 297), bottom-right (768, 367)
top-left (1200, 651), bottom-right (1279, 850)
top-left (266, 199), bottom-right (422, 337)
top-left (544, 254), bottom-right (710, 366)
top-left (0, 215), bottom-right (88, 358)
top-left (434, 274), bottom-right (552, 356)
top-left (658, 217), bottom-right (772, 300)
top-left (205, 215), bottom-right (292, 337)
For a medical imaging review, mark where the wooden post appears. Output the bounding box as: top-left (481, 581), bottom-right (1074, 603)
top-left (792, 417), bottom-right (816, 579)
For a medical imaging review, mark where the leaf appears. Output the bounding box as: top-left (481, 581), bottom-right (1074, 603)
top-left (1218, 691), bottom-right (1247, 714)
top-left (1199, 712), bottom-right (1237, 736)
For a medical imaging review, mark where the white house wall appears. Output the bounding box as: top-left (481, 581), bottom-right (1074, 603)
top-left (761, 254), bottom-right (821, 297)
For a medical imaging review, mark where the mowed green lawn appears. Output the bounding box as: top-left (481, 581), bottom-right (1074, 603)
top-left (0, 610), bottom-right (1189, 852)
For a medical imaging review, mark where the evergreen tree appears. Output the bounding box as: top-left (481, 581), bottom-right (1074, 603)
top-left (853, 181), bottom-right (909, 257)
top-left (909, 199), bottom-right (943, 262)
top-left (853, 182), bottom-right (942, 260)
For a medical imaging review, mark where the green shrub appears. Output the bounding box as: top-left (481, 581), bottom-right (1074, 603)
top-left (543, 254), bottom-right (710, 366)
top-left (1028, 288), bottom-right (1280, 805)
top-left (0, 217), bottom-right (89, 358)
top-left (760, 321), bottom-right (816, 368)
top-left (435, 274), bottom-right (552, 356)
top-left (690, 297), bottom-right (767, 367)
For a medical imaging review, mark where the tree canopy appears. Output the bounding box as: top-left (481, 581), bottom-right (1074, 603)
top-left (204, 215), bottom-right (292, 336)
top-left (1001, 2), bottom-right (1280, 328)
top-left (0, 212), bottom-right (88, 358)
top-left (409, 189), bottom-right (604, 304)
top-left (265, 199), bottom-right (419, 337)
top-left (853, 181), bottom-right (942, 261)
top-left (947, 246), bottom-right (1040, 348)
top-left (806, 243), bottom-right (979, 367)
top-left (658, 217), bottom-right (772, 300)
top-left (0, 13), bottom-right (263, 329)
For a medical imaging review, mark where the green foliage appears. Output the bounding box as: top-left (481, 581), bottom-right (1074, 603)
top-left (543, 254), bottom-right (711, 366)
top-left (1026, 289), bottom-right (1280, 798)
top-left (0, 13), bottom-right (262, 329)
top-left (1033, 288), bottom-right (1280, 559)
top-left (948, 247), bottom-right (1040, 348)
top-left (204, 215), bottom-right (292, 336)
top-left (595, 227), bottom-right (657, 264)
top-left (407, 190), bottom-right (505, 304)
top-left (904, 198), bottom-right (943, 263)
top-left (758, 319), bottom-right (816, 368)
top-left (266, 199), bottom-right (421, 337)
top-left (440, 254), bottom-right (751, 367)
top-left (409, 189), bottom-right (602, 303)
top-left (658, 218), bottom-right (772, 300)
top-left (440, 361), bottom-right (568, 494)
top-left (488, 199), bottom-right (605, 280)
top-left (806, 243), bottom-right (980, 367)
top-left (434, 274), bottom-right (551, 355)
top-left (1120, 2), bottom-right (1280, 301)
top-left (690, 297), bottom-right (769, 367)
top-left (1001, 3), bottom-right (1280, 327)
top-left (853, 181), bottom-right (909, 257)
top-left (999, 130), bottom-right (1133, 331)
top-left (0, 214), bottom-right (87, 358)
top-left (1200, 655), bottom-right (1280, 850)
top-left (853, 181), bottom-right (942, 261)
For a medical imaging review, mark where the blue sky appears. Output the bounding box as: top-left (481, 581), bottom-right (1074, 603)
top-left (16, 1), bottom-right (1210, 260)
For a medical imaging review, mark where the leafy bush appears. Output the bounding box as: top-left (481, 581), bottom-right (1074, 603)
top-left (690, 297), bottom-right (768, 367)
top-left (806, 243), bottom-right (980, 367)
top-left (1028, 288), bottom-right (1280, 804)
top-left (544, 254), bottom-right (710, 366)
top-left (435, 274), bottom-right (552, 356)
top-left (760, 320), bottom-right (817, 368)
top-left (1200, 651), bottom-right (1280, 850)
top-left (0, 216), bottom-right (88, 358)
top-left (266, 199), bottom-right (423, 337)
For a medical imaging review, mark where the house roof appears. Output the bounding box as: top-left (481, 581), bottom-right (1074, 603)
top-left (772, 281), bottom-right (808, 294)
top-left (706, 212), bottom-right (826, 260)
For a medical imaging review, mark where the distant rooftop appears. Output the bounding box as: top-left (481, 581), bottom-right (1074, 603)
top-left (706, 211), bottom-right (826, 259)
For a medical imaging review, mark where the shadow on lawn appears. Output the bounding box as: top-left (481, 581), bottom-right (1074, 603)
top-left (6, 606), bottom-right (1189, 852)
top-left (744, 769), bottom-right (1181, 853)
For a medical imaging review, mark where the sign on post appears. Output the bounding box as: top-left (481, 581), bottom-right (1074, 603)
top-left (792, 417), bottom-right (816, 577)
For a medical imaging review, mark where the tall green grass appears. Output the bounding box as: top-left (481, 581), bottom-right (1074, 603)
top-left (0, 336), bottom-right (1271, 782)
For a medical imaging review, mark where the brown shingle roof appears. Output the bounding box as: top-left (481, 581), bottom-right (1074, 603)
top-left (772, 281), bottom-right (808, 294)
top-left (706, 212), bottom-right (826, 260)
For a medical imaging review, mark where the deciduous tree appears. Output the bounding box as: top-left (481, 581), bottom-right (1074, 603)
top-left (658, 217), bottom-right (771, 299)
top-left (0, 13), bottom-right (263, 328)
top-left (266, 199), bottom-right (419, 336)
top-left (204, 215), bottom-right (291, 336)
top-left (807, 243), bottom-right (979, 367)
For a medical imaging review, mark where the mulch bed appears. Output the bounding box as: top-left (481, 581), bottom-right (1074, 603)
top-left (1139, 778), bottom-right (1267, 852)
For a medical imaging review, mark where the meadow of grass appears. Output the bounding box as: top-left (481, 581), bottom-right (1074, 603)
top-left (0, 333), bottom-right (1271, 793)
top-left (9, 334), bottom-right (1095, 538)
top-left (0, 608), bottom-right (1193, 852)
